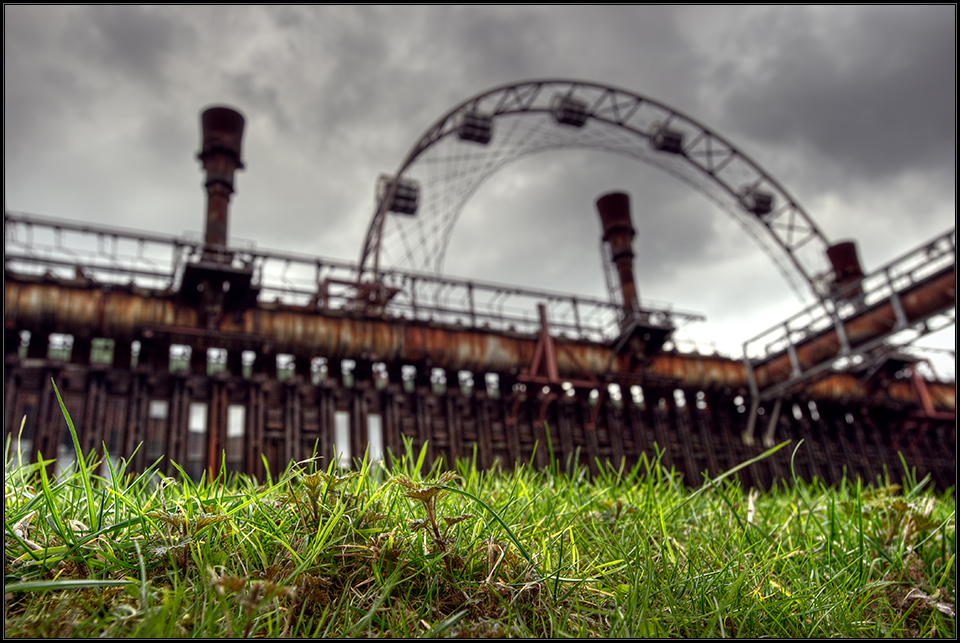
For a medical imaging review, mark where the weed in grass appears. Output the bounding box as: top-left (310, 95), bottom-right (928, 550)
top-left (145, 506), bottom-right (231, 574)
top-left (283, 467), bottom-right (356, 527)
top-left (208, 568), bottom-right (297, 638)
top-left (842, 483), bottom-right (940, 548)
top-left (392, 470), bottom-right (475, 555)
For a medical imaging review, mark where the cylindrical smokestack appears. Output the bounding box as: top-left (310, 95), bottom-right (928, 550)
top-left (596, 191), bottom-right (640, 316)
top-left (198, 106), bottom-right (245, 257)
top-left (826, 240), bottom-right (864, 294)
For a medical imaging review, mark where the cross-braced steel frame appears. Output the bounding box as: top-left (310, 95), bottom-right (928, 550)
top-left (359, 79), bottom-right (834, 303)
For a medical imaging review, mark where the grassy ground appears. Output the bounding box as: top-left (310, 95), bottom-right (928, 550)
top-left (4, 384), bottom-right (956, 638)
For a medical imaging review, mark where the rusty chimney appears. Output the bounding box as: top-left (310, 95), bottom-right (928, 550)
top-left (826, 240), bottom-right (865, 294)
top-left (596, 191), bottom-right (640, 317)
top-left (198, 106), bottom-right (245, 258)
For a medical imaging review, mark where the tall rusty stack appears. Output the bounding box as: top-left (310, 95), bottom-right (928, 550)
top-left (826, 240), bottom-right (865, 296)
top-left (595, 191), bottom-right (676, 360)
top-left (595, 191), bottom-right (640, 318)
top-left (179, 106), bottom-right (257, 328)
top-left (198, 106), bottom-right (245, 261)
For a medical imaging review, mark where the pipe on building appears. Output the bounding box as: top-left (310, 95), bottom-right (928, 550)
top-left (4, 277), bottom-right (953, 411)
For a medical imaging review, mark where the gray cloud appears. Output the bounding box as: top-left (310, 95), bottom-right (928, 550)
top-left (692, 6), bottom-right (955, 181)
top-left (4, 5), bottom-right (954, 365)
top-left (81, 6), bottom-right (189, 85)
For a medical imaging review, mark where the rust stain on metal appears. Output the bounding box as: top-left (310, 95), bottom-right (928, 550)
top-left (5, 277), bottom-right (953, 412)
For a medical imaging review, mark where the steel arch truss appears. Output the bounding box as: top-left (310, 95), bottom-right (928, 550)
top-left (360, 79), bottom-right (834, 303)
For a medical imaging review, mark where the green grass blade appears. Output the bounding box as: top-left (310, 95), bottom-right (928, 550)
top-left (52, 378), bottom-right (98, 529)
top-left (667, 439), bottom-right (791, 519)
top-left (439, 484), bottom-right (533, 568)
top-left (6, 579), bottom-right (136, 592)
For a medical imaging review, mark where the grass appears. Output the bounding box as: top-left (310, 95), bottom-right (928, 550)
top-left (3, 380), bottom-right (956, 638)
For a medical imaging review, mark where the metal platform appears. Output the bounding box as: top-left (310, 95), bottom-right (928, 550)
top-left (742, 228), bottom-right (955, 445)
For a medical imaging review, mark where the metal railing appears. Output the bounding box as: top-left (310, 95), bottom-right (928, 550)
top-left (742, 227), bottom-right (956, 401)
top-left (5, 211), bottom-right (704, 344)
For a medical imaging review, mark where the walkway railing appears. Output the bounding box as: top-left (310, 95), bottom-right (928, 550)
top-left (4, 211), bottom-right (704, 345)
top-left (743, 227), bottom-right (955, 403)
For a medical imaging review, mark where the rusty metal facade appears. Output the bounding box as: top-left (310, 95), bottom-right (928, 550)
top-left (4, 270), bottom-right (955, 489)
top-left (4, 105), bottom-right (955, 489)
top-left (3, 334), bottom-right (955, 490)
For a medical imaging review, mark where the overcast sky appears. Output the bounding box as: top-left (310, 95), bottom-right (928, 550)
top-left (4, 5), bottom-right (956, 373)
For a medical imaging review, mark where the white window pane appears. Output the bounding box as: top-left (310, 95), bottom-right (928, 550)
top-left (367, 414), bottom-right (383, 462)
top-left (334, 411), bottom-right (351, 468)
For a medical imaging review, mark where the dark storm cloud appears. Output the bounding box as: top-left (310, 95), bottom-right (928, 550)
top-left (699, 6), bottom-right (955, 182)
top-left (4, 5), bottom-right (954, 365)
top-left (4, 8), bottom-right (88, 160)
top-left (80, 5), bottom-right (190, 85)
top-left (439, 6), bottom-right (558, 82)
top-left (4, 6), bottom-right (200, 228)
top-left (258, 6), bottom-right (471, 148)
top-left (4, 6), bottom-right (192, 122)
